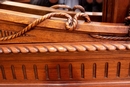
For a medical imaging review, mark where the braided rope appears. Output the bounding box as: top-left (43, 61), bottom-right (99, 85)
top-left (62, 12), bottom-right (91, 31)
top-left (90, 34), bottom-right (130, 41)
top-left (51, 5), bottom-right (72, 11)
top-left (0, 12), bottom-right (91, 41)
top-left (90, 15), bottom-right (130, 41)
top-left (51, 4), bottom-right (86, 12)
top-left (71, 13), bottom-right (91, 31)
top-left (0, 12), bottom-right (74, 41)
top-left (1, 11), bottom-right (130, 41)
top-left (73, 5), bottom-right (85, 12)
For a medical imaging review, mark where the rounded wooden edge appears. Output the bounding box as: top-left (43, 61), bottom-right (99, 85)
top-left (0, 42), bottom-right (129, 53)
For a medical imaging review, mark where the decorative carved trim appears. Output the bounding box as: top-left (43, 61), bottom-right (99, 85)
top-left (0, 42), bottom-right (129, 53)
top-left (0, 30), bottom-right (30, 37)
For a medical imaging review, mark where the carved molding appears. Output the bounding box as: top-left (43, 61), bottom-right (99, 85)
top-left (0, 42), bottom-right (129, 53)
top-left (0, 30), bottom-right (30, 38)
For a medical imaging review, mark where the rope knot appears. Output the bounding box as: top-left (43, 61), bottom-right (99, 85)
top-left (66, 13), bottom-right (91, 31)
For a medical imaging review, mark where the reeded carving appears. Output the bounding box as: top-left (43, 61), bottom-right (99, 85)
top-left (22, 65), bottom-right (27, 80)
top-left (0, 65), bottom-right (6, 80)
top-left (11, 65), bottom-right (16, 80)
top-left (0, 62), bottom-right (128, 81)
top-left (0, 30), bottom-right (30, 38)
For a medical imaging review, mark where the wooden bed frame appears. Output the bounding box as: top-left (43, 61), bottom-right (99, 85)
top-left (0, 0), bottom-right (130, 87)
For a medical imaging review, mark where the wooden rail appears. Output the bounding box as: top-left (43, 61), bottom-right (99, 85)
top-left (0, 1), bottom-right (102, 22)
top-left (0, 9), bottom-right (128, 43)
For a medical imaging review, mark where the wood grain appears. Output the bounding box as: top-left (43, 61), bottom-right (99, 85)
top-left (0, 9), bottom-right (128, 43)
top-left (0, 1), bottom-right (130, 87)
top-left (103, 0), bottom-right (130, 23)
top-left (0, 1), bottom-right (102, 22)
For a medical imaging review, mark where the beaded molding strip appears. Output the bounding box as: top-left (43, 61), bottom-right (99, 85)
top-left (0, 42), bottom-right (129, 53)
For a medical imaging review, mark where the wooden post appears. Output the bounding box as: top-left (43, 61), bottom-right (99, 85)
top-left (103, 0), bottom-right (130, 23)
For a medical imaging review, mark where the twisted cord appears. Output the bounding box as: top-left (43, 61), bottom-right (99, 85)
top-left (1, 10), bottom-right (129, 41)
top-left (74, 13), bottom-right (91, 22)
top-left (51, 4), bottom-right (86, 12)
top-left (71, 13), bottom-right (91, 31)
top-left (90, 12), bottom-right (130, 41)
top-left (0, 12), bottom-right (91, 41)
top-left (73, 5), bottom-right (85, 12)
top-left (0, 12), bottom-right (73, 41)
top-left (51, 5), bottom-right (72, 11)
top-left (90, 34), bottom-right (130, 41)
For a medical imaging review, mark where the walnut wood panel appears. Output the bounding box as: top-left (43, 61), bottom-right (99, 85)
top-left (0, 1), bottom-right (102, 22)
top-left (1, 48), bottom-right (130, 87)
top-left (0, 2), bottom-right (130, 86)
top-left (103, 0), bottom-right (130, 23)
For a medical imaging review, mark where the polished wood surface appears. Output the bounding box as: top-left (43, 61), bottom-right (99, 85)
top-left (0, 9), bottom-right (128, 43)
top-left (103, 0), bottom-right (130, 23)
top-left (0, 1), bottom-right (102, 22)
top-left (0, 1), bottom-right (130, 87)
top-left (1, 47), bottom-right (130, 87)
